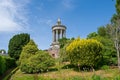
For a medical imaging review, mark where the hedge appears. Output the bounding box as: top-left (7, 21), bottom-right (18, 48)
top-left (0, 55), bottom-right (16, 75)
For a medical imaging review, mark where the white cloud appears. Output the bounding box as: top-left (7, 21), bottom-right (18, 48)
top-left (62, 0), bottom-right (74, 9)
top-left (38, 18), bottom-right (53, 26)
top-left (0, 0), bottom-right (30, 32)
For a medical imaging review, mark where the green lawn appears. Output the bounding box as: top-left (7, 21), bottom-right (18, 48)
top-left (10, 68), bottom-right (120, 80)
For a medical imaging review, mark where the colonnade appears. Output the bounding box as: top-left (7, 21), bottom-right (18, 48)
top-left (52, 29), bottom-right (66, 42)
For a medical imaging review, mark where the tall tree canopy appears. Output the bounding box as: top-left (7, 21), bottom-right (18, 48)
top-left (97, 26), bottom-right (107, 37)
top-left (8, 33), bottom-right (30, 60)
top-left (116, 0), bottom-right (120, 14)
top-left (108, 0), bottom-right (120, 68)
top-left (111, 0), bottom-right (120, 23)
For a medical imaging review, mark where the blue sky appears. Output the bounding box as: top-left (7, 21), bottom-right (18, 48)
top-left (0, 0), bottom-right (116, 51)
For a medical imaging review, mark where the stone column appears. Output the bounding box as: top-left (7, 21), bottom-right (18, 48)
top-left (54, 30), bottom-right (56, 42)
top-left (58, 30), bottom-right (60, 40)
top-left (52, 30), bottom-right (54, 42)
top-left (56, 29), bottom-right (58, 42)
top-left (60, 29), bottom-right (62, 39)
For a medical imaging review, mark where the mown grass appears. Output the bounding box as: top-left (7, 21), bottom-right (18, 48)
top-left (10, 68), bottom-right (120, 80)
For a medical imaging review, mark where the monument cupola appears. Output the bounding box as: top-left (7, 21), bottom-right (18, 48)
top-left (52, 18), bottom-right (66, 45)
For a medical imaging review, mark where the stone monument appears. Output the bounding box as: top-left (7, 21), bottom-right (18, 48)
top-left (48, 18), bottom-right (66, 58)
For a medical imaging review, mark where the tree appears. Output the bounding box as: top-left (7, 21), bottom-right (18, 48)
top-left (111, 0), bottom-right (120, 24)
top-left (87, 27), bottom-right (117, 66)
top-left (66, 38), bottom-right (103, 69)
top-left (97, 26), bottom-right (107, 37)
top-left (88, 35), bottom-right (116, 65)
top-left (116, 0), bottom-right (120, 15)
top-left (8, 33), bottom-right (30, 60)
top-left (19, 40), bottom-right (55, 73)
top-left (87, 32), bottom-right (98, 39)
top-left (109, 0), bottom-right (120, 69)
top-left (19, 40), bottom-right (38, 65)
top-left (27, 51), bottom-right (55, 73)
top-left (106, 20), bottom-right (120, 69)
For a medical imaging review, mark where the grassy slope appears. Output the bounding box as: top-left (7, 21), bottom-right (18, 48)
top-left (10, 68), bottom-right (120, 80)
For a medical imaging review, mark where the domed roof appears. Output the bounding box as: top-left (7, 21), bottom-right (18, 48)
top-left (52, 18), bottom-right (66, 29)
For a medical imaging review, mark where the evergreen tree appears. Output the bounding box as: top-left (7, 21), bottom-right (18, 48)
top-left (8, 33), bottom-right (30, 60)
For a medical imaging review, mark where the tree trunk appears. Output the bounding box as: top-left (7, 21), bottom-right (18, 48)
top-left (115, 27), bottom-right (120, 69)
top-left (115, 40), bottom-right (120, 69)
top-left (117, 47), bottom-right (120, 69)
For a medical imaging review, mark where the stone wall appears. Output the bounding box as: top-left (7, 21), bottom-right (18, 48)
top-left (48, 44), bottom-right (60, 58)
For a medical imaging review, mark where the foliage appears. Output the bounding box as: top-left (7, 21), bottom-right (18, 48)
top-left (19, 39), bottom-right (38, 64)
top-left (20, 51), bottom-right (55, 73)
top-left (4, 56), bottom-right (16, 69)
top-left (90, 36), bottom-right (116, 65)
top-left (59, 38), bottom-right (74, 62)
top-left (87, 26), bottom-right (117, 66)
top-left (87, 0), bottom-right (120, 68)
top-left (116, 0), bottom-right (120, 15)
top-left (59, 48), bottom-right (68, 62)
top-left (66, 38), bottom-right (103, 68)
top-left (87, 32), bottom-right (98, 39)
top-left (19, 40), bottom-right (39, 72)
top-left (0, 56), bottom-right (6, 75)
top-left (109, 0), bottom-right (120, 69)
top-left (58, 37), bottom-right (69, 48)
top-left (111, 0), bottom-right (120, 23)
top-left (19, 40), bottom-right (55, 73)
top-left (8, 33), bottom-right (30, 60)
top-left (98, 26), bottom-right (107, 37)
top-left (0, 56), bottom-right (16, 75)
top-left (111, 14), bottom-right (120, 24)
top-left (28, 51), bottom-right (55, 73)
top-left (101, 65), bottom-right (109, 70)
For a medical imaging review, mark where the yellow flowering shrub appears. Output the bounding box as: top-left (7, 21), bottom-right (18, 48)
top-left (66, 37), bottom-right (103, 67)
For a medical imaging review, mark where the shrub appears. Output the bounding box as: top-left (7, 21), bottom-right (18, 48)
top-left (20, 51), bottom-right (55, 73)
top-left (19, 40), bottom-right (39, 65)
top-left (4, 57), bottom-right (16, 69)
top-left (101, 65), bottom-right (109, 70)
top-left (0, 56), bottom-right (16, 75)
top-left (19, 40), bottom-right (55, 73)
top-left (0, 56), bottom-right (6, 75)
top-left (66, 38), bottom-right (103, 69)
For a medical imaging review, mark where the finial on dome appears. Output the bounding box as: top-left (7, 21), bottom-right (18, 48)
top-left (57, 18), bottom-right (61, 25)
